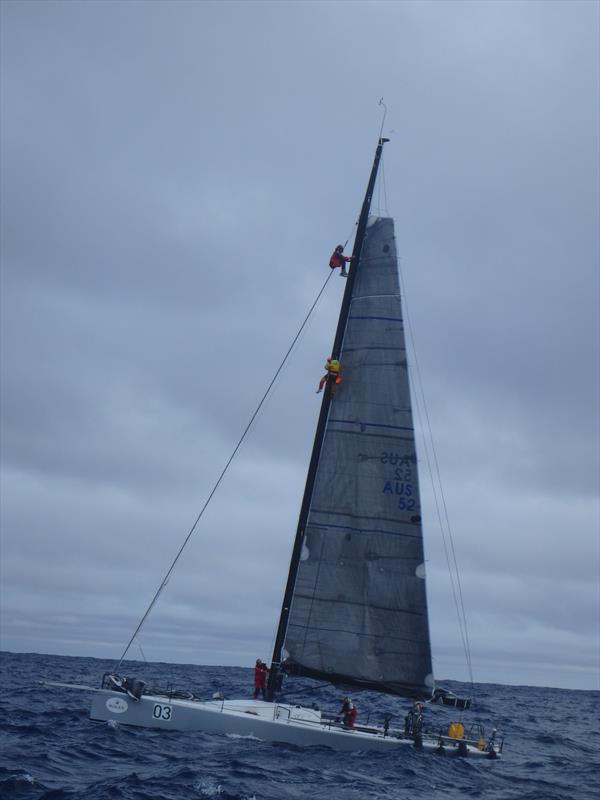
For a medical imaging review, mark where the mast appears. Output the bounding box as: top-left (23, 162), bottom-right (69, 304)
top-left (268, 138), bottom-right (389, 697)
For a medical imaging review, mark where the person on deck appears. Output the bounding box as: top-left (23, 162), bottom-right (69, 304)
top-left (404, 700), bottom-right (423, 737)
top-left (253, 659), bottom-right (269, 700)
top-left (329, 245), bottom-right (352, 277)
top-left (338, 697), bottom-right (358, 729)
top-left (316, 358), bottom-right (342, 395)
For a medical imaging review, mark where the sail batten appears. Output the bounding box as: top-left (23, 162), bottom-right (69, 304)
top-left (282, 216), bottom-right (433, 699)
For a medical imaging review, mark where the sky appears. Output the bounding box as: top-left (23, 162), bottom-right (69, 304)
top-left (1, 0), bottom-right (598, 693)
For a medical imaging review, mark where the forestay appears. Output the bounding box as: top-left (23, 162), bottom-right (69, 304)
top-left (283, 217), bottom-right (433, 698)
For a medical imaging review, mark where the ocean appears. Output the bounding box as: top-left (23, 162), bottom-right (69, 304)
top-left (1, 651), bottom-right (598, 800)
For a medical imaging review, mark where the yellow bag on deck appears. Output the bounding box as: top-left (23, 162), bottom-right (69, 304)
top-left (448, 722), bottom-right (465, 739)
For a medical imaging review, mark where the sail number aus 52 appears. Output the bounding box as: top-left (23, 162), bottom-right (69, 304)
top-left (152, 703), bottom-right (172, 721)
top-left (382, 481), bottom-right (417, 511)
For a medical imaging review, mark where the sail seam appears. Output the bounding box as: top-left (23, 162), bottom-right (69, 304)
top-left (290, 602), bottom-right (428, 618)
top-left (309, 509), bottom-right (420, 526)
top-left (306, 522), bottom-right (421, 539)
top-left (328, 418), bottom-right (414, 432)
top-left (289, 625), bottom-right (429, 642)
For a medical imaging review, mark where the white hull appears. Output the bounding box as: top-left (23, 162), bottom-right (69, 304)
top-left (89, 689), bottom-right (500, 757)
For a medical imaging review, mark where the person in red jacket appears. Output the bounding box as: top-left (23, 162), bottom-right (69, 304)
top-left (253, 659), bottom-right (269, 699)
top-left (329, 244), bottom-right (352, 277)
top-left (338, 697), bottom-right (358, 728)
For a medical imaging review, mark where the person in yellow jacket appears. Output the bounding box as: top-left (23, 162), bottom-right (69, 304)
top-left (316, 358), bottom-right (342, 395)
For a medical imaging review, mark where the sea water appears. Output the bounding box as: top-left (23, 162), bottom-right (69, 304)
top-left (0, 652), bottom-right (598, 800)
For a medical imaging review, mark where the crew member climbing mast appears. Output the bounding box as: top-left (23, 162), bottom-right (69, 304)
top-left (316, 357), bottom-right (342, 395)
top-left (329, 244), bottom-right (352, 277)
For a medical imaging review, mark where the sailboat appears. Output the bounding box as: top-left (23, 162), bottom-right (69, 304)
top-left (50, 138), bottom-right (503, 757)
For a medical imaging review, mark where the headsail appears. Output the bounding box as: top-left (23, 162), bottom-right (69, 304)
top-left (281, 215), bottom-right (433, 698)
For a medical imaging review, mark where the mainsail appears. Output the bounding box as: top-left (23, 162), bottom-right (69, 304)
top-left (270, 140), bottom-right (433, 699)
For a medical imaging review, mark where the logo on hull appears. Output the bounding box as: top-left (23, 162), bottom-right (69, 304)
top-left (106, 697), bottom-right (129, 713)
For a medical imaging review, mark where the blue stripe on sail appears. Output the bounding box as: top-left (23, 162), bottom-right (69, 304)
top-left (307, 521), bottom-right (420, 539)
top-left (343, 346), bottom-right (405, 353)
top-left (329, 418), bottom-right (414, 433)
top-left (310, 506), bottom-right (419, 522)
top-left (324, 428), bottom-right (415, 444)
top-left (289, 622), bottom-right (427, 639)
top-left (293, 599), bottom-right (427, 617)
top-left (348, 315), bottom-right (403, 323)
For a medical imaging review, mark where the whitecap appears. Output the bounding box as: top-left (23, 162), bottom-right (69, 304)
top-left (194, 778), bottom-right (223, 796)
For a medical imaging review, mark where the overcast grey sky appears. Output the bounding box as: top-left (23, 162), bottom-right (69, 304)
top-left (1, 0), bottom-right (598, 692)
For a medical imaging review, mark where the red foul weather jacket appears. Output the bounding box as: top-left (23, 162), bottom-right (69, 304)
top-left (254, 663), bottom-right (269, 688)
top-left (329, 250), bottom-right (351, 269)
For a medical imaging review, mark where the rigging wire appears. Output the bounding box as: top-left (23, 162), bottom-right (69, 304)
top-left (342, 223), bottom-right (356, 251)
top-left (136, 640), bottom-right (148, 664)
top-left (115, 269), bottom-right (337, 669)
top-left (401, 274), bottom-right (476, 702)
top-left (396, 258), bottom-right (476, 706)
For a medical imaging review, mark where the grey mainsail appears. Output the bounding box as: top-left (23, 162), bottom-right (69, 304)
top-left (282, 216), bottom-right (433, 698)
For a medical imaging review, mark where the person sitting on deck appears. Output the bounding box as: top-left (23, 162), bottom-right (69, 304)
top-left (316, 358), bottom-right (342, 395)
top-left (253, 659), bottom-right (269, 700)
top-left (338, 697), bottom-right (358, 729)
top-left (329, 245), bottom-right (352, 277)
